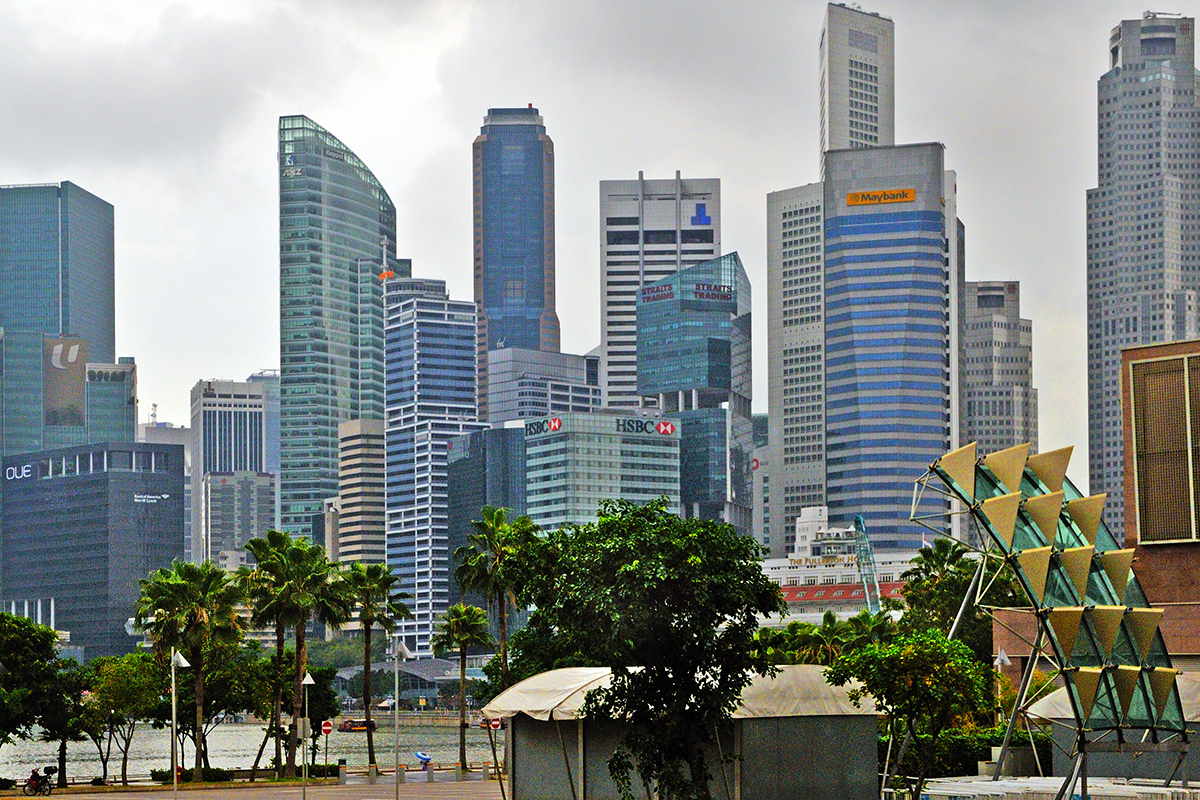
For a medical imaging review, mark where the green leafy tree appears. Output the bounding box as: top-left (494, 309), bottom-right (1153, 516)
top-left (0, 613), bottom-right (58, 755)
top-left (89, 652), bottom-right (167, 785)
top-left (306, 634), bottom-right (386, 668)
top-left (343, 561), bottom-right (412, 768)
top-left (826, 628), bottom-right (989, 799)
top-left (454, 506), bottom-right (538, 690)
top-left (304, 666), bottom-right (339, 768)
top-left (38, 659), bottom-right (90, 788)
top-left (431, 603), bottom-right (492, 771)
top-left (896, 539), bottom-right (1020, 666)
top-left (518, 499), bottom-right (785, 800)
top-left (174, 640), bottom-right (269, 768)
top-left (135, 559), bottom-right (245, 781)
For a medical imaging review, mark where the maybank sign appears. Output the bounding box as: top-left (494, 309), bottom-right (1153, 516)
top-left (846, 188), bottom-right (916, 206)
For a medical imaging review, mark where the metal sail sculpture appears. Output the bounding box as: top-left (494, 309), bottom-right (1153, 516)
top-left (911, 441), bottom-right (1188, 796)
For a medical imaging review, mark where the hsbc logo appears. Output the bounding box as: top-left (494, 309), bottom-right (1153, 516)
top-left (616, 419), bottom-right (677, 435)
top-left (525, 417), bottom-right (563, 437)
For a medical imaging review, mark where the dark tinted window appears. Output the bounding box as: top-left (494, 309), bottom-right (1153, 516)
top-left (606, 217), bottom-right (639, 226)
top-left (644, 230), bottom-right (677, 244)
top-left (607, 231), bottom-right (639, 245)
top-left (681, 229), bottom-right (715, 244)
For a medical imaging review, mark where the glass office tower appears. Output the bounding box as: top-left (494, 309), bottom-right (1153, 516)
top-left (278, 115), bottom-right (408, 538)
top-left (0, 182), bottom-right (115, 363)
top-left (473, 107), bottom-right (559, 420)
top-left (637, 252), bottom-right (753, 535)
top-left (385, 278), bottom-right (485, 657)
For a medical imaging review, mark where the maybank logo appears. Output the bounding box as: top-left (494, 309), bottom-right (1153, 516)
top-left (846, 188), bottom-right (916, 206)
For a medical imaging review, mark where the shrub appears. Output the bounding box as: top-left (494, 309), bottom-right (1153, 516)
top-left (880, 726), bottom-right (1052, 780)
top-left (151, 767), bottom-right (234, 783)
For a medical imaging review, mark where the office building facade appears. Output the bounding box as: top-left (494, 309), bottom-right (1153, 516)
top-left (600, 173), bottom-right (721, 408)
top-left (334, 418), bottom-right (386, 565)
top-left (278, 115), bottom-right (408, 539)
top-left (820, 4), bottom-right (895, 156)
top-left (0, 182), bottom-right (115, 364)
top-left (473, 107), bottom-right (559, 421)
top-left (961, 281), bottom-right (1038, 455)
top-left (139, 420), bottom-right (192, 560)
top-left (201, 471), bottom-right (275, 573)
top-left (523, 411), bottom-right (680, 531)
top-left (446, 426), bottom-right (527, 607)
top-left (637, 253), bottom-right (753, 535)
top-left (486, 347), bottom-right (601, 424)
top-left (189, 379), bottom-right (271, 563)
top-left (1087, 14), bottom-right (1200, 539)
top-left (767, 144), bottom-right (962, 553)
top-left (385, 278), bottom-right (486, 656)
top-left (2, 442), bottom-right (184, 657)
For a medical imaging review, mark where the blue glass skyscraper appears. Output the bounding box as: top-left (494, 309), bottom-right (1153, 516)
top-left (821, 143), bottom-right (953, 549)
top-left (473, 107), bottom-right (559, 420)
top-left (278, 115), bottom-right (408, 539)
top-left (385, 278), bottom-right (485, 656)
top-left (637, 252), bottom-right (753, 535)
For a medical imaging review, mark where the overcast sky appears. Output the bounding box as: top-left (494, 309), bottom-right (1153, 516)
top-left (0, 0), bottom-right (1139, 490)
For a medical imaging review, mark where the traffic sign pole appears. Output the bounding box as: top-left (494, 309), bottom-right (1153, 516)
top-left (322, 720), bottom-right (332, 775)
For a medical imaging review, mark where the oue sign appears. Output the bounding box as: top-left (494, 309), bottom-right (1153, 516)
top-left (5, 464), bottom-right (32, 481)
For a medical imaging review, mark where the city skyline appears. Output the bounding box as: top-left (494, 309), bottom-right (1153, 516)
top-left (0, 1), bottom-right (1152, 490)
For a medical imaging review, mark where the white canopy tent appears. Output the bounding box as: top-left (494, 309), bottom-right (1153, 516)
top-left (482, 665), bottom-right (879, 800)
top-left (1026, 671), bottom-right (1200, 723)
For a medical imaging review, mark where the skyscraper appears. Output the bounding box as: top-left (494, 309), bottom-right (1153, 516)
top-left (473, 106), bottom-right (559, 421)
top-left (0, 182), bottom-right (115, 363)
top-left (637, 253), bottom-right (753, 535)
top-left (385, 277), bottom-right (486, 656)
top-left (278, 115), bottom-right (408, 539)
top-left (599, 173), bottom-right (721, 408)
top-left (485, 347), bottom-right (601, 424)
top-left (961, 281), bottom-right (1038, 456)
top-left (189, 379), bottom-right (269, 563)
top-left (767, 145), bottom-right (963, 554)
top-left (819, 3), bottom-right (895, 157)
top-left (1087, 14), bottom-right (1199, 539)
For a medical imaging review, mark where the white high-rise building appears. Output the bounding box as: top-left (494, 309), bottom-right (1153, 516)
top-left (820, 3), bottom-right (895, 158)
top-left (1087, 13), bottom-right (1200, 539)
top-left (599, 172), bottom-right (720, 408)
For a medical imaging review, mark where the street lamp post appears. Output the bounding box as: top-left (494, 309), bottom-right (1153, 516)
top-left (393, 635), bottom-right (413, 800)
top-left (170, 649), bottom-right (191, 800)
top-left (302, 671), bottom-right (315, 800)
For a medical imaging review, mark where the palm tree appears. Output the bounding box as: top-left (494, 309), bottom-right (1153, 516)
top-left (798, 610), bottom-right (850, 665)
top-left (135, 560), bottom-right (245, 780)
top-left (240, 530), bottom-right (299, 779)
top-left (431, 604), bottom-right (492, 772)
top-left (343, 562), bottom-right (412, 768)
top-left (280, 540), bottom-right (352, 777)
top-left (844, 608), bottom-right (896, 652)
top-left (454, 506), bottom-right (537, 690)
top-left (903, 537), bottom-right (970, 584)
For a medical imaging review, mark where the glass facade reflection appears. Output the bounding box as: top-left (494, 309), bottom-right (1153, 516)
top-left (636, 253), bottom-right (753, 536)
top-left (472, 107), bottom-right (559, 419)
top-left (278, 115), bottom-right (409, 538)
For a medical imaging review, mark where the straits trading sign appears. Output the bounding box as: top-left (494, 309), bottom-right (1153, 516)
top-left (846, 188), bottom-right (915, 206)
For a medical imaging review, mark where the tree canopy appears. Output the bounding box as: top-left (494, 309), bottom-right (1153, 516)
top-left (0, 613), bottom-right (58, 753)
top-left (515, 499), bottom-right (785, 800)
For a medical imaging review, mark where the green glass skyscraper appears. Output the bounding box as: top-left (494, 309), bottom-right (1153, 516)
top-left (278, 116), bottom-right (408, 539)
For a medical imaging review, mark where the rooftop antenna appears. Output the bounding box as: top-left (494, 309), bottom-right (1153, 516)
top-left (150, 403), bottom-right (158, 425)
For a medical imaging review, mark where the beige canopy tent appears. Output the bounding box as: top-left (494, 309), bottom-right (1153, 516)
top-left (482, 665), bottom-right (879, 800)
top-left (1026, 671), bottom-right (1200, 723)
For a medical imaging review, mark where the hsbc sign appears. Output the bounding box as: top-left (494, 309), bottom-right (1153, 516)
top-left (524, 417), bottom-right (563, 436)
top-left (615, 419), bottom-right (676, 436)
top-left (525, 416), bottom-right (678, 437)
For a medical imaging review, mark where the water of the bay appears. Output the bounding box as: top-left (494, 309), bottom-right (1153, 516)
top-left (0, 721), bottom-right (497, 784)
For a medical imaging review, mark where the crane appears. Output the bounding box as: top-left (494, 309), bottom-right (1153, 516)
top-left (853, 515), bottom-right (882, 614)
